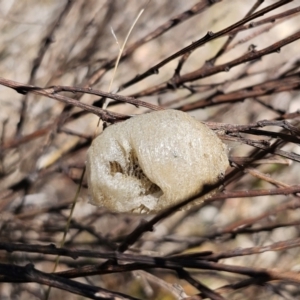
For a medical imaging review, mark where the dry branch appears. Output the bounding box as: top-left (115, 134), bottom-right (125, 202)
top-left (1, 1), bottom-right (300, 299)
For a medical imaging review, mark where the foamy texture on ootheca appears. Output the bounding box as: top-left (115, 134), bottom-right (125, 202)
top-left (86, 110), bottom-right (229, 214)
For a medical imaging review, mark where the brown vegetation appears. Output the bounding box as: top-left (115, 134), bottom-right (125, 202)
top-left (1, 1), bottom-right (300, 299)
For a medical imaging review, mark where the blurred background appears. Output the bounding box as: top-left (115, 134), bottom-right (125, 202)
top-left (1, 1), bottom-right (300, 299)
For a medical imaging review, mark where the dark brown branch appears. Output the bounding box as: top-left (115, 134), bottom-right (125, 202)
top-left (17, 0), bottom-right (74, 136)
top-left (177, 269), bottom-right (226, 300)
top-left (0, 78), bottom-right (128, 123)
top-left (2, 242), bottom-right (300, 287)
top-left (207, 0), bottom-right (264, 66)
top-left (0, 263), bottom-right (138, 300)
top-left (87, 0), bottom-right (223, 86)
top-left (207, 237), bottom-right (300, 261)
top-left (117, 182), bottom-right (300, 253)
top-left (228, 5), bottom-right (300, 36)
top-left (131, 31), bottom-right (300, 98)
top-left (120, 0), bottom-right (293, 90)
top-left (180, 72), bottom-right (300, 110)
top-left (51, 85), bottom-right (163, 111)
